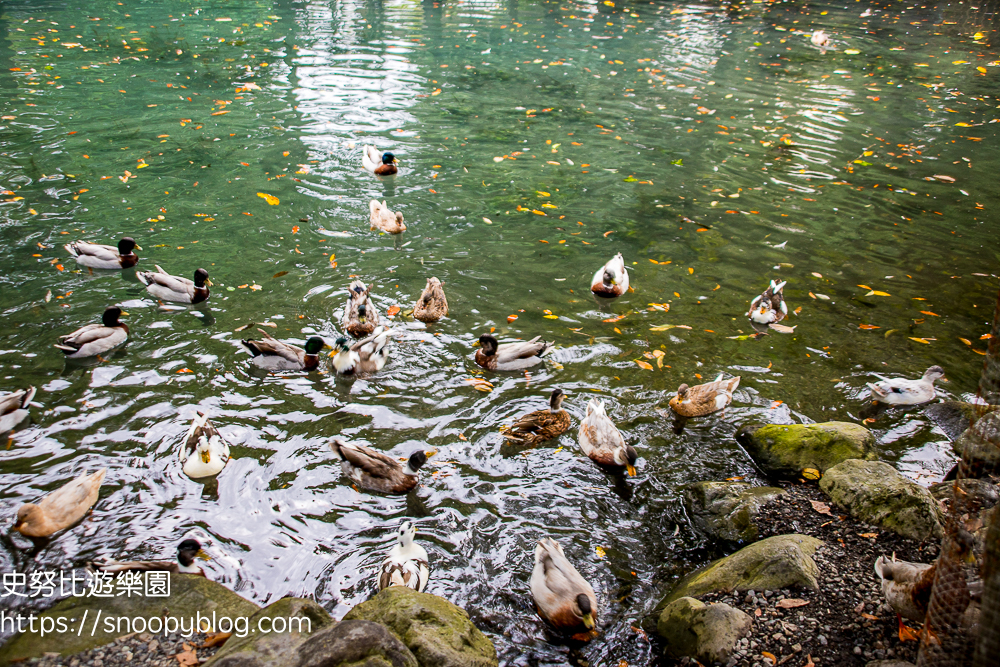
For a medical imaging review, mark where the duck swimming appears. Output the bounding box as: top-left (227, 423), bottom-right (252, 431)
top-left (92, 539), bottom-right (208, 576)
top-left (362, 146), bottom-right (398, 175)
top-left (241, 331), bottom-right (330, 371)
top-left (137, 266), bottom-right (210, 304)
top-left (530, 537), bottom-right (599, 637)
top-left (331, 327), bottom-right (393, 375)
top-left (413, 277), bottom-right (448, 323)
top-left (579, 398), bottom-right (637, 475)
top-left (475, 334), bottom-right (552, 371)
top-left (669, 374), bottom-right (741, 417)
top-left (14, 468), bottom-right (107, 538)
top-left (0, 386), bottom-right (37, 436)
top-left (329, 438), bottom-right (430, 494)
top-left (377, 521), bottom-right (430, 592)
top-left (747, 279), bottom-right (787, 325)
top-left (179, 412), bottom-right (231, 479)
top-left (369, 200), bottom-right (406, 234)
top-left (590, 252), bottom-right (630, 298)
top-left (867, 365), bottom-right (945, 406)
top-left (343, 280), bottom-right (379, 337)
top-left (502, 389), bottom-right (571, 446)
top-left (54, 306), bottom-right (129, 359)
top-left (65, 237), bottom-right (140, 270)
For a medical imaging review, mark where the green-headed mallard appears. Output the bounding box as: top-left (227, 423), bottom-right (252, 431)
top-left (579, 398), bottom-right (637, 475)
top-left (413, 277), bottom-right (448, 323)
top-left (362, 146), bottom-right (398, 175)
top-left (748, 279), bottom-right (787, 324)
top-left (591, 252), bottom-right (629, 298)
top-left (377, 521), bottom-right (429, 592)
top-left (475, 334), bottom-right (552, 371)
top-left (54, 306), bottom-right (129, 359)
top-left (14, 468), bottom-right (106, 538)
top-left (179, 412), bottom-right (231, 479)
top-left (91, 539), bottom-right (208, 576)
top-left (669, 373), bottom-right (741, 417)
top-left (1, 386), bottom-right (37, 435)
top-left (502, 389), bottom-right (571, 446)
top-left (329, 438), bottom-right (430, 494)
top-left (65, 237), bottom-right (140, 270)
top-left (530, 537), bottom-right (598, 637)
top-left (868, 366), bottom-right (945, 406)
top-left (241, 331), bottom-right (330, 371)
top-left (137, 266), bottom-right (210, 304)
top-left (369, 200), bottom-right (406, 234)
top-left (343, 280), bottom-right (380, 337)
top-left (331, 327), bottom-right (392, 375)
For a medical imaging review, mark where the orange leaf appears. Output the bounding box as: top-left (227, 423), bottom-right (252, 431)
top-left (198, 633), bottom-right (232, 649)
top-left (769, 400), bottom-right (783, 409)
top-left (861, 613), bottom-right (879, 620)
top-left (176, 368), bottom-right (193, 374)
top-left (725, 476), bottom-right (744, 481)
top-left (776, 598), bottom-right (809, 609)
top-left (859, 324), bottom-right (880, 330)
top-left (809, 500), bottom-right (832, 515)
top-left (387, 305), bottom-right (401, 317)
top-left (603, 314), bottom-right (627, 323)
top-left (634, 360), bottom-right (654, 371)
top-left (507, 314), bottom-right (518, 322)
top-left (55, 264), bottom-right (64, 272)
top-left (761, 651), bottom-right (776, 664)
top-left (920, 311), bottom-right (940, 317)
top-left (257, 192), bottom-right (279, 205)
top-left (603, 230), bottom-right (614, 237)
top-left (859, 532), bottom-right (878, 538)
top-left (291, 225), bottom-right (299, 233)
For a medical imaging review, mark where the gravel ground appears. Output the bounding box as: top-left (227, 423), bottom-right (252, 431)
top-left (24, 631), bottom-right (225, 666)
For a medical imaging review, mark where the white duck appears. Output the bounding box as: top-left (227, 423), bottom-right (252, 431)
top-left (377, 521), bottom-right (430, 592)
top-left (179, 412), bottom-right (231, 479)
top-left (811, 30), bottom-right (831, 48)
top-left (867, 365), bottom-right (945, 405)
top-left (590, 252), bottom-right (630, 298)
top-left (331, 327), bottom-right (393, 375)
top-left (748, 279), bottom-right (788, 325)
top-left (579, 398), bottom-right (637, 475)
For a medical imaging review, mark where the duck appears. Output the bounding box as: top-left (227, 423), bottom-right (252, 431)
top-left (475, 334), bottom-right (552, 371)
top-left (329, 438), bottom-right (431, 494)
top-left (241, 331), bottom-right (330, 371)
top-left (91, 539), bottom-right (208, 576)
top-left (669, 374), bottom-right (741, 417)
top-left (362, 146), bottom-right (398, 175)
top-left (65, 237), bottom-right (140, 270)
top-left (502, 389), bottom-right (571, 446)
top-left (179, 412), bottom-right (231, 479)
top-left (54, 306), bottom-right (129, 359)
top-left (136, 266), bottom-right (210, 304)
top-left (867, 366), bottom-right (945, 406)
top-left (343, 280), bottom-right (380, 337)
top-left (0, 386), bottom-right (37, 435)
top-left (331, 327), bottom-right (393, 375)
top-left (530, 537), bottom-right (599, 637)
top-left (811, 30), bottom-right (831, 48)
top-left (14, 468), bottom-right (107, 538)
top-left (413, 277), bottom-right (448, 323)
top-left (579, 398), bottom-right (637, 476)
top-left (590, 252), bottom-right (630, 298)
top-left (377, 521), bottom-right (430, 592)
top-left (747, 279), bottom-right (787, 324)
top-left (369, 200), bottom-right (406, 234)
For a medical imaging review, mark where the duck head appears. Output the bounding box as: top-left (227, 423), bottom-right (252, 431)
top-left (194, 268), bottom-right (211, 288)
top-left (477, 334), bottom-right (498, 356)
top-left (304, 337), bottom-right (329, 357)
top-left (614, 444), bottom-right (638, 476)
top-left (177, 538), bottom-right (207, 567)
top-left (924, 365), bottom-right (946, 383)
top-left (549, 388), bottom-right (566, 412)
top-left (382, 152), bottom-right (397, 165)
top-left (102, 306), bottom-right (126, 327)
top-left (13, 504), bottom-right (41, 534)
top-left (397, 520), bottom-right (417, 548)
top-left (118, 237), bottom-right (140, 255)
top-left (676, 384), bottom-right (690, 400)
top-left (403, 450), bottom-right (429, 475)
top-left (575, 593), bottom-right (595, 629)
top-left (357, 303), bottom-right (368, 323)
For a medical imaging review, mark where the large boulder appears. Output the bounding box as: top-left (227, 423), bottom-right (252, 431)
top-left (819, 460), bottom-right (943, 542)
top-left (951, 411), bottom-right (1000, 477)
top-left (657, 597), bottom-right (751, 664)
top-left (684, 481), bottom-right (784, 544)
top-left (343, 587), bottom-right (497, 667)
top-left (205, 597), bottom-right (334, 667)
top-left (735, 422), bottom-right (875, 478)
top-left (925, 401), bottom-right (998, 441)
top-left (659, 534), bottom-right (822, 608)
top-left (0, 574), bottom-right (260, 666)
top-left (296, 621), bottom-right (418, 667)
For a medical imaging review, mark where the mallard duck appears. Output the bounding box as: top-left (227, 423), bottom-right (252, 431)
top-left (137, 266), bottom-right (210, 304)
top-left (530, 537), bottom-right (598, 636)
top-left (669, 374), bottom-right (741, 417)
top-left (179, 412), bottom-right (230, 479)
top-left (54, 306), bottom-right (129, 359)
top-left (92, 539), bottom-right (208, 576)
top-left (343, 280), bottom-right (380, 337)
top-left (579, 398), bottom-right (637, 475)
top-left (747, 280), bottom-right (787, 324)
top-left (369, 200), bottom-right (406, 234)
top-left (868, 366), bottom-right (945, 406)
top-left (590, 252), bottom-right (630, 298)
top-left (413, 277), bottom-right (448, 323)
top-left (331, 327), bottom-right (393, 375)
top-left (811, 30), bottom-right (831, 47)
top-left (65, 237), bottom-right (140, 270)
top-left (329, 438), bottom-right (430, 494)
top-left (241, 331), bottom-right (329, 371)
top-left (14, 468), bottom-right (106, 538)
top-left (0, 386), bottom-right (37, 435)
top-left (475, 334), bottom-right (552, 371)
top-left (502, 389), bottom-right (571, 446)
top-left (362, 146), bottom-right (398, 175)
top-left (377, 521), bottom-right (430, 592)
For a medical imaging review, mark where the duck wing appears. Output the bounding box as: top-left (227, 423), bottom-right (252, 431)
top-left (65, 241), bottom-right (118, 262)
top-left (496, 336), bottom-right (552, 364)
top-left (379, 556), bottom-right (429, 591)
top-left (0, 387), bottom-right (36, 415)
top-left (38, 469), bottom-right (106, 529)
top-left (331, 441), bottom-right (400, 479)
top-left (241, 331), bottom-right (305, 365)
top-left (362, 146), bottom-right (382, 172)
top-left (137, 266), bottom-right (193, 294)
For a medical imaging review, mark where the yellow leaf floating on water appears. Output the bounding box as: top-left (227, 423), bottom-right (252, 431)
top-left (909, 337), bottom-right (932, 344)
top-left (865, 290), bottom-right (891, 297)
top-left (843, 49), bottom-right (860, 55)
top-left (649, 324), bottom-right (692, 331)
top-left (595, 546), bottom-right (607, 559)
top-left (257, 192), bottom-right (279, 205)
top-left (959, 337), bottom-right (972, 346)
top-left (634, 360), bottom-right (654, 371)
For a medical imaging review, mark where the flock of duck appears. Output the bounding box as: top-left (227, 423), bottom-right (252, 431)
top-left (2, 145), bottom-right (953, 640)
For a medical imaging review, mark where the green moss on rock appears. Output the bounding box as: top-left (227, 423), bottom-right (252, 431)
top-left (684, 481), bottom-right (784, 544)
top-left (735, 421), bottom-right (875, 478)
top-left (205, 597), bottom-right (333, 667)
top-left (657, 597), bottom-right (751, 664)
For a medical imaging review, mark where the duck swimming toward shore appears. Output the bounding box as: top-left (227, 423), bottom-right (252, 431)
top-left (179, 412), bottom-right (230, 479)
top-left (867, 365), bottom-right (945, 406)
top-left (362, 146), bottom-right (398, 175)
top-left (65, 237), bottom-right (140, 270)
top-left (669, 374), bottom-right (741, 418)
top-left (590, 252), bottom-right (629, 298)
top-left (531, 537), bottom-right (599, 637)
top-left (54, 306), bottom-right (129, 359)
top-left (747, 279), bottom-right (787, 325)
top-left (377, 521), bottom-right (429, 592)
top-left (579, 398), bottom-right (637, 475)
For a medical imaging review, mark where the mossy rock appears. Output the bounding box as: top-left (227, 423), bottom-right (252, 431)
top-left (343, 587), bottom-right (497, 667)
top-left (820, 459), bottom-right (943, 542)
top-left (205, 597), bottom-right (333, 667)
top-left (683, 481), bottom-right (784, 544)
top-left (657, 597), bottom-right (751, 664)
top-left (0, 574), bottom-right (259, 667)
top-left (735, 421), bottom-right (875, 479)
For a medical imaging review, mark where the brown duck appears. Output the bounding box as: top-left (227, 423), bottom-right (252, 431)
top-left (502, 389), bottom-right (571, 446)
top-left (669, 373), bottom-right (741, 417)
top-left (413, 277), bottom-right (448, 323)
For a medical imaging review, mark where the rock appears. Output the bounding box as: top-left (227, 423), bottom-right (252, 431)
top-left (343, 587), bottom-right (497, 667)
top-left (656, 597), bottom-right (751, 664)
top-left (205, 597), bottom-right (333, 667)
top-left (951, 412), bottom-right (1000, 477)
top-left (735, 421), bottom-right (875, 479)
top-left (925, 401), bottom-right (998, 441)
top-left (820, 460), bottom-right (943, 542)
top-left (0, 574), bottom-right (259, 666)
top-left (297, 620), bottom-right (418, 667)
top-left (930, 478), bottom-right (998, 510)
top-left (659, 534), bottom-right (822, 608)
top-left (684, 481), bottom-right (784, 544)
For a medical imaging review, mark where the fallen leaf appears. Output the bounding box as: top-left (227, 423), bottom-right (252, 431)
top-left (932, 174), bottom-right (956, 183)
top-left (810, 500), bottom-right (832, 515)
top-left (507, 314), bottom-right (518, 322)
top-left (866, 290), bottom-right (891, 297)
top-left (272, 271), bottom-right (289, 279)
top-left (858, 284), bottom-right (872, 290)
top-left (387, 305), bottom-right (401, 317)
top-left (634, 360), bottom-right (654, 371)
top-left (859, 324), bottom-right (880, 330)
top-left (761, 651), bottom-right (776, 665)
top-left (726, 476), bottom-right (745, 481)
top-left (234, 323), bottom-right (254, 332)
top-left (861, 613), bottom-right (879, 621)
top-left (199, 633), bottom-right (232, 648)
top-left (859, 533), bottom-right (878, 539)
top-left (603, 230), bottom-right (614, 237)
top-left (174, 647), bottom-right (198, 667)
top-left (776, 598), bottom-right (809, 609)
top-left (466, 378), bottom-right (494, 392)
top-left (257, 192), bottom-right (279, 205)
top-left (811, 272), bottom-right (823, 278)
top-left (45, 290), bottom-right (52, 303)
top-left (595, 546), bottom-right (606, 559)
top-left (959, 337), bottom-right (972, 346)
top-left (603, 313), bottom-right (628, 323)
top-left (291, 225), bottom-right (300, 234)
top-left (755, 608), bottom-right (762, 617)
top-left (909, 337), bottom-right (932, 344)
top-left (920, 311), bottom-right (940, 317)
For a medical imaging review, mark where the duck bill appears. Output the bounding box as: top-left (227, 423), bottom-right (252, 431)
top-left (200, 451), bottom-right (211, 464)
top-left (425, 449), bottom-right (438, 457)
top-left (196, 549), bottom-right (211, 560)
top-left (205, 279), bottom-right (213, 287)
top-left (133, 244), bottom-right (143, 251)
top-left (626, 464), bottom-right (636, 477)
top-left (582, 613), bottom-right (595, 629)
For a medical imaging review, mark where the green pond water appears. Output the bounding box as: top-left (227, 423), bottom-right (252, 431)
top-left (1, 0), bottom-right (998, 663)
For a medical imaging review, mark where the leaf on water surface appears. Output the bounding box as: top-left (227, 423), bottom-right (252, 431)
top-left (257, 192), bottom-right (279, 205)
top-left (920, 311), bottom-right (940, 317)
top-left (858, 284), bottom-right (872, 290)
top-left (634, 360), bottom-right (654, 371)
top-left (865, 290), bottom-right (891, 297)
top-left (859, 324), bottom-right (880, 330)
top-left (769, 323), bottom-right (796, 333)
top-left (843, 49), bottom-right (861, 55)
top-left (959, 337), bottom-right (972, 346)
top-left (809, 500), bottom-right (832, 516)
top-left (909, 337), bottom-right (932, 344)
top-left (650, 324), bottom-right (691, 331)
top-left (272, 271), bottom-right (288, 279)
top-left (234, 323), bottom-right (254, 332)
top-left (726, 476), bottom-right (744, 481)
top-left (603, 230), bottom-right (615, 237)
top-left (483, 217), bottom-right (493, 224)
top-left (595, 545), bottom-right (606, 559)
top-left (507, 314), bottom-right (518, 322)
top-left (603, 313), bottom-right (627, 323)
top-left (931, 174), bottom-right (956, 183)
top-left (776, 598), bottom-right (809, 609)
top-left (45, 290), bottom-right (52, 303)
top-left (466, 378), bottom-right (493, 392)
top-left (387, 305), bottom-right (401, 317)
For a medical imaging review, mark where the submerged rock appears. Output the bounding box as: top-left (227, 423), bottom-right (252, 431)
top-left (684, 481), bottom-right (784, 544)
top-left (819, 459), bottom-right (943, 542)
top-left (656, 596), bottom-right (751, 664)
top-left (735, 421), bottom-right (875, 479)
top-left (951, 411), bottom-right (1000, 477)
top-left (343, 587), bottom-right (497, 667)
top-left (925, 400), bottom-right (998, 441)
top-left (206, 597), bottom-right (333, 667)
